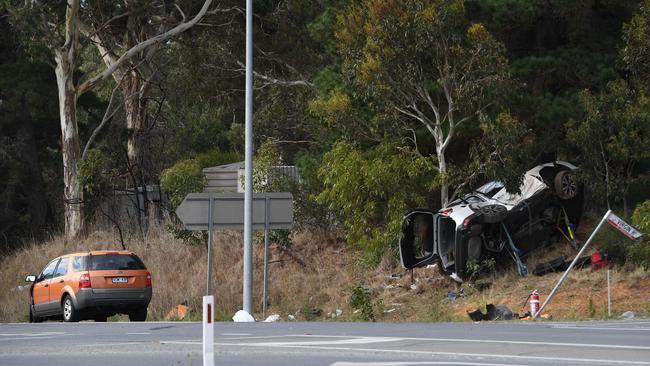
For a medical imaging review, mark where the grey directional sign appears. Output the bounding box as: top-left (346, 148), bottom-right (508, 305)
top-left (175, 192), bottom-right (293, 231)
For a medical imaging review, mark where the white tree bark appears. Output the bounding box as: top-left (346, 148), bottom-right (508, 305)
top-left (56, 0), bottom-right (84, 241)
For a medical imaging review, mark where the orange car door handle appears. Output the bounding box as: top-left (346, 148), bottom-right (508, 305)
top-left (58, 280), bottom-right (64, 283)
top-left (43, 284), bottom-right (48, 287)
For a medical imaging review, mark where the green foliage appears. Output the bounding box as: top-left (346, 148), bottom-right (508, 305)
top-left (78, 149), bottom-right (115, 198)
top-left (160, 159), bottom-right (205, 210)
top-left (567, 79), bottom-right (650, 210)
top-left (465, 258), bottom-right (497, 282)
top-left (463, 111), bottom-right (535, 194)
top-left (632, 200), bottom-right (650, 233)
top-left (195, 150), bottom-right (241, 170)
top-left (628, 200), bottom-right (650, 269)
top-left (588, 296), bottom-right (596, 318)
top-left (350, 285), bottom-right (376, 322)
top-left (622, 0), bottom-right (650, 83)
top-left (317, 141), bottom-right (437, 260)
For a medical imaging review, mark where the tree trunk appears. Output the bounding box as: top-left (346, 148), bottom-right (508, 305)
top-left (121, 70), bottom-right (148, 188)
top-left (55, 50), bottom-right (84, 241)
top-left (438, 150), bottom-right (448, 207)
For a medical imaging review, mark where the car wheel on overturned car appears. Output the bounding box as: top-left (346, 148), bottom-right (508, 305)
top-left (554, 170), bottom-right (578, 200)
top-left (476, 204), bottom-right (507, 224)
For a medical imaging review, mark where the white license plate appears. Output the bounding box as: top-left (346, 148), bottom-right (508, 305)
top-left (112, 277), bottom-right (128, 284)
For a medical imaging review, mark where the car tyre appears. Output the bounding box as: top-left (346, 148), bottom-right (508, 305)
top-left (29, 305), bottom-right (42, 323)
top-left (62, 295), bottom-right (80, 322)
top-left (476, 204), bottom-right (507, 223)
top-left (129, 307), bottom-right (147, 322)
top-left (554, 170), bottom-right (578, 200)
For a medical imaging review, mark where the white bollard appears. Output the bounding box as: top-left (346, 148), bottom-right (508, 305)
top-left (203, 295), bottom-right (214, 366)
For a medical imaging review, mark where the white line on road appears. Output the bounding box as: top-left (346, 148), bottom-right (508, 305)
top-left (0, 332), bottom-right (65, 337)
top-left (218, 342), bottom-right (650, 365)
top-left (269, 334), bottom-right (650, 351)
top-left (330, 362), bottom-right (528, 366)
top-left (549, 325), bottom-right (650, 331)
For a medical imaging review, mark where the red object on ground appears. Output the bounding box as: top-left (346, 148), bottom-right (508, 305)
top-left (591, 251), bottom-right (608, 270)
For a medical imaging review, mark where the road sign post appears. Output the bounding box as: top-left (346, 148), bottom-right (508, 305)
top-left (176, 192), bottom-right (293, 316)
top-left (263, 196), bottom-right (270, 318)
top-left (206, 197), bottom-right (213, 296)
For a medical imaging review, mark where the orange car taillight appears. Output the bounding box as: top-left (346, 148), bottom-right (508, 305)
top-left (145, 272), bottom-right (152, 287)
top-left (79, 273), bottom-right (92, 288)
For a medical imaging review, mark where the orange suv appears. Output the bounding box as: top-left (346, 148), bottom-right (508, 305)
top-left (25, 250), bottom-right (152, 322)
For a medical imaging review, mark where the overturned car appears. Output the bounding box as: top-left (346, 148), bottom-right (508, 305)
top-left (399, 161), bottom-right (583, 280)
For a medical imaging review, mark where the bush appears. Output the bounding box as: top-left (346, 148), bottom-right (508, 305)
top-left (350, 285), bottom-right (376, 322)
top-left (628, 200), bottom-right (650, 269)
top-left (160, 159), bottom-right (205, 209)
top-left (195, 149), bottom-right (241, 170)
top-left (317, 141), bottom-right (438, 263)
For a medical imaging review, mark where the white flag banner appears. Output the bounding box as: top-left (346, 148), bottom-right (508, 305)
top-left (606, 212), bottom-right (643, 240)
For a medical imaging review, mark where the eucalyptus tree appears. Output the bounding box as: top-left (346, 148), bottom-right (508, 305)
top-left (3, 0), bottom-right (214, 240)
top-left (335, 0), bottom-right (509, 207)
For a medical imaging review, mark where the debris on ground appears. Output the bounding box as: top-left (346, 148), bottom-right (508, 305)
top-left (620, 311), bottom-right (636, 319)
top-left (165, 303), bottom-right (189, 320)
top-left (409, 284), bottom-right (418, 290)
top-left (232, 310), bottom-right (255, 322)
top-left (533, 256), bottom-right (591, 276)
top-left (263, 314), bottom-right (281, 322)
top-left (467, 303), bottom-right (515, 321)
top-left (591, 251), bottom-right (609, 270)
top-left (288, 314), bottom-right (296, 321)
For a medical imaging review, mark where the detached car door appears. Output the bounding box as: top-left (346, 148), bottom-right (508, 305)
top-left (399, 209), bottom-right (438, 269)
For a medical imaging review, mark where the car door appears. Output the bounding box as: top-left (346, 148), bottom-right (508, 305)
top-left (48, 256), bottom-right (70, 310)
top-left (32, 259), bottom-right (59, 314)
top-left (399, 209), bottom-right (438, 269)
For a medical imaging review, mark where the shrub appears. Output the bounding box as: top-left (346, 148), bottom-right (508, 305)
top-left (317, 141), bottom-right (438, 263)
top-left (160, 159), bottom-right (205, 209)
top-left (195, 149), bottom-right (241, 170)
top-left (628, 200), bottom-right (650, 269)
top-left (350, 285), bottom-right (376, 322)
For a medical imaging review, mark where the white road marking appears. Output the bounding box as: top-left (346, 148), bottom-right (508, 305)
top-left (549, 325), bottom-right (650, 331)
top-left (0, 332), bottom-right (65, 337)
top-left (264, 334), bottom-right (650, 351)
top-left (0, 336), bottom-right (59, 341)
top-left (217, 342), bottom-right (650, 365)
top-left (263, 336), bottom-right (404, 346)
top-left (331, 362), bottom-right (527, 366)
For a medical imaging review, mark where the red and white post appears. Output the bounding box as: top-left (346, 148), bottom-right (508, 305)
top-left (203, 295), bottom-right (214, 366)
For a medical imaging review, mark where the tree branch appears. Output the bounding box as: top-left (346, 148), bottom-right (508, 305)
top-left (76, 0), bottom-right (214, 96)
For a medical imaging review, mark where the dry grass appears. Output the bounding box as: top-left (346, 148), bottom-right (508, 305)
top-left (1, 224), bottom-right (648, 323)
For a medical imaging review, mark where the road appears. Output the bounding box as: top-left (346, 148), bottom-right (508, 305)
top-left (1, 320), bottom-right (650, 366)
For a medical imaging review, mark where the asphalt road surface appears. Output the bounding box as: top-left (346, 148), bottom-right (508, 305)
top-left (1, 320), bottom-right (650, 366)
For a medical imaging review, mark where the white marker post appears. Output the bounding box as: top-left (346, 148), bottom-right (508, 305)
top-left (203, 295), bottom-right (214, 366)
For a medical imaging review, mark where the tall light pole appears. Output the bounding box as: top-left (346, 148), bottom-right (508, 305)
top-left (243, 0), bottom-right (254, 315)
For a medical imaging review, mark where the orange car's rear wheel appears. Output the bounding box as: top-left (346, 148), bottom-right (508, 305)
top-left (62, 295), bottom-right (80, 322)
top-left (129, 307), bottom-right (147, 322)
